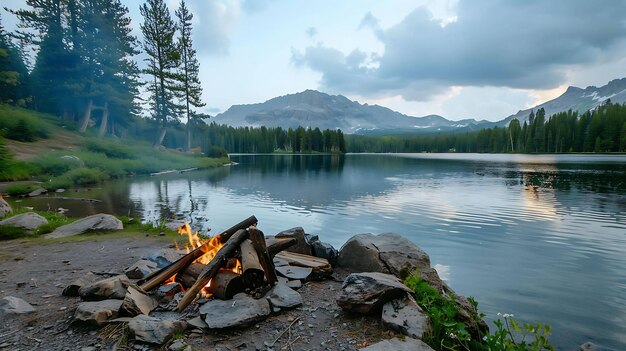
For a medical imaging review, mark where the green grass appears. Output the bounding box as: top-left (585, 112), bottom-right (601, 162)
top-left (0, 104), bottom-right (55, 141)
top-left (3, 183), bottom-right (41, 196)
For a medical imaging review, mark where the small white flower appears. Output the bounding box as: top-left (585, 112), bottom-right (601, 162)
top-left (497, 312), bottom-right (502, 316)
top-left (449, 332), bottom-right (457, 339)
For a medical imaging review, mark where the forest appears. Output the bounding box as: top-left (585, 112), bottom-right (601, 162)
top-left (347, 103), bottom-right (626, 154)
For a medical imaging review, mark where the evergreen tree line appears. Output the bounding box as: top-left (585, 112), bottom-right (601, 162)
top-left (347, 102), bottom-right (626, 153)
top-left (1, 0), bottom-right (203, 149)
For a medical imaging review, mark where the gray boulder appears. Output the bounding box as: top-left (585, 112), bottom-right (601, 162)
top-left (79, 275), bottom-right (130, 301)
top-left (311, 240), bottom-right (338, 266)
top-left (359, 337), bottom-right (434, 351)
top-left (275, 227), bottom-right (313, 255)
top-left (73, 300), bottom-right (123, 326)
top-left (125, 260), bottom-right (158, 279)
top-left (337, 272), bottom-right (412, 314)
top-left (382, 296), bottom-right (430, 339)
top-left (0, 212), bottom-right (48, 231)
top-left (45, 213), bottom-right (123, 238)
top-left (63, 272), bottom-right (98, 297)
top-left (338, 233), bottom-right (443, 290)
top-left (128, 315), bottom-right (186, 345)
top-left (199, 293), bottom-right (270, 329)
top-left (266, 283), bottom-right (302, 309)
top-left (0, 296), bottom-right (36, 315)
top-left (0, 197), bottom-right (11, 218)
top-left (28, 188), bottom-right (47, 197)
top-left (120, 286), bottom-right (157, 316)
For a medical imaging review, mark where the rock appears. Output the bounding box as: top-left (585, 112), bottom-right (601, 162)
top-left (157, 282), bottom-right (183, 301)
top-left (273, 257), bottom-right (289, 266)
top-left (79, 275), bottom-right (130, 301)
top-left (338, 233), bottom-right (444, 291)
top-left (7, 213), bottom-right (49, 231)
top-left (275, 227), bottom-right (313, 255)
top-left (287, 279), bottom-right (302, 290)
top-left (0, 296), bottom-right (36, 315)
top-left (125, 260), bottom-right (158, 279)
top-left (28, 188), bottom-right (47, 197)
top-left (0, 212), bottom-right (48, 231)
top-left (337, 272), bottom-right (412, 314)
top-left (578, 342), bottom-right (613, 351)
top-left (145, 249), bottom-right (186, 268)
top-left (73, 300), bottom-right (123, 326)
top-left (199, 293), bottom-right (271, 329)
top-left (63, 272), bottom-right (98, 297)
top-left (120, 286), bottom-right (157, 316)
top-left (45, 213), bottom-right (123, 238)
top-left (55, 188), bottom-right (66, 193)
top-left (168, 340), bottom-right (187, 351)
top-left (128, 315), bottom-right (186, 345)
top-left (275, 265), bottom-right (312, 280)
top-left (0, 196), bottom-right (12, 218)
top-left (311, 240), bottom-right (339, 266)
top-left (382, 296), bottom-right (430, 339)
top-left (186, 316), bottom-right (208, 330)
top-left (164, 221), bottom-right (186, 231)
top-left (359, 337), bottom-right (434, 351)
top-left (266, 283), bottom-right (302, 309)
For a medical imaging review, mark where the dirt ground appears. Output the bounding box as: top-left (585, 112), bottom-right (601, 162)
top-left (0, 235), bottom-right (395, 351)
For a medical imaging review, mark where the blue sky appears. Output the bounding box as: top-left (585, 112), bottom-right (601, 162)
top-left (3, 0), bottom-right (626, 121)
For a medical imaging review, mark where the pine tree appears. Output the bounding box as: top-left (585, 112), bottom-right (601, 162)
top-left (140, 0), bottom-right (181, 147)
top-left (175, 0), bottom-right (205, 151)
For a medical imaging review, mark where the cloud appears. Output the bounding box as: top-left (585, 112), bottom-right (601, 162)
top-left (240, 0), bottom-right (271, 14)
top-left (293, 0), bottom-right (626, 101)
top-left (306, 27), bottom-right (317, 38)
top-left (190, 0), bottom-right (240, 56)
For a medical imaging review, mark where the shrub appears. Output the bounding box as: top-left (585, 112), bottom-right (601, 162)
top-left (206, 146), bottom-right (228, 158)
top-left (32, 154), bottom-right (83, 176)
top-left (3, 183), bottom-right (40, 196)
top-left (64, 167), bottom-right (107, 185)
top-left (0, 225), bottom-right (32, 240)
top-left (43, 176), bottom-right (74, 191)
top-left (83, 139), bottom-right (136, 159)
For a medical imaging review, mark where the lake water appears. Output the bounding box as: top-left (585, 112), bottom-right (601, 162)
top-left (15, 153), bottom-right (626, 350)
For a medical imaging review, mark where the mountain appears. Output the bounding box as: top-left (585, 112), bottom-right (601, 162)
top-left (501, 78), bottom-right (626, 125)
top-left (214, 89), bottom-right (490, 134)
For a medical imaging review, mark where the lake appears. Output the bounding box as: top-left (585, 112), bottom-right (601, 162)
top-left (15, 153), bottom-right (626, 350)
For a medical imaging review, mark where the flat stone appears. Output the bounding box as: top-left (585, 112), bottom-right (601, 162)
top-left (157, 282), bottom-right (183, 301)
top-left (0, 212), bottom-right (48, 231)
top-left (275, 227), bottom-right (313, 255)
top-left (63, 272), bottom-right (98, 297)
top-left (0, 296), bottom-right (36, 315)
top-left (0, 196), bottom-right (12, 218)
top-left (186, 316), bottom-right (208, 330)
top-left (73, 300), bottom-right (123, 326)
top-left (28, 188), bottom-right (47, 197)
top-left (276, 265), bottom-right (312, 280)
top-left (168, 340), bottom-right (187, 351)
top-left (199, 293), bottom-right (270, 329)
top-left (145, 249), bottom-right (186, 268)
top-left (359, 337), bottom-right (434, 351)
top-left (273, 257), bottom-right (289, 266)
top-left (266, 283), bottom-right (302, 309)
top-left (382, 296), bottom-right (431, 339)
top-left (125, 260), bottom-right (158, 279)
top-left (120, 286), bottom-right (157, 316)
top-left (79, 275), bottom-right (130, 301)
top-left (337, 272), bottom-right (412, 314)
top-left (45, 214), bottom-right (123, 238)
top-left (286, 279), bottom-right (302, 290)
top-left (128, 315), bottom-right (186, 345)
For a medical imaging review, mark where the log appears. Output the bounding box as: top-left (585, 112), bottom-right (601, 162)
top-left (248, 228), bottom-right (278, 286)
top-left (176, 263), bottom-right (206, 288)
top-left (240, 239), bottom-right (265, 290)
top-left (177, 229), bottom-right (249, 311)
top-left (266, 237), bottom-right (297, 257)
top-left (138, 216), bottom-right (257, 291)
top-left (206, 269), bottom-right (244, 300)
top-left (274, 251), bottom-right (332, 276)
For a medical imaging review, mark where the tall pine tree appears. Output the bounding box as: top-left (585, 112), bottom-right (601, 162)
top-left (140, 0), bottom-right (181, 147)
top-left (175, 0), bottom-right (205, 151)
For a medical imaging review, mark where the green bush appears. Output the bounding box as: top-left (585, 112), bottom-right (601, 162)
top-left (84, 139), bottom-right (136, 159)
top-left (3, 183), bottom-right (40, 196)
top-left (34, 212), bottom-right (72, 234)
top-left (43, 176), bottom-right (74, 191)
top-left (206, 146), bottom-right (228, 158)
top-left (32, 154), bottom-right (83, 176)
top-left (0, 225), bottom-right (32, 240)
top-left (64, 167), bottom-right (107, 185)
top-left (0, 105), bottom-right (52, 142)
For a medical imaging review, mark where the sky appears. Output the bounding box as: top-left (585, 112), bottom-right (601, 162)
top-left (3, 0), bottom-right (626, 121)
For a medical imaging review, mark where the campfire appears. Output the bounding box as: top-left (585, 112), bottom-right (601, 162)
top-left (138, 216), bottom-right (296, 311)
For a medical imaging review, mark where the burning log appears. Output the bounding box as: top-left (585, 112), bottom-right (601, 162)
top-left (206, 269), bottom-right (244, 300)
top-left (175, 263), bottom-right (205, 288)
top-left (266, 237), bottom-right (297, 257)
top-left (248, 228), bottom-right (278, 286)
top-left (241, 239), bottom-right (265, 290)
top-left (177, 229), bottom-right (250, 312)
top-left (139, 216), bottom-right (258, 291)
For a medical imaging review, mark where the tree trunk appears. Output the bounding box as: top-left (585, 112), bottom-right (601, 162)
top-left (186, 122), bottom-right (192, 152)
top-left (79, 98), bottom-right (93, 133)
top-left (98, 102), bottom-right (109, 137)
top-left (154, 126), bottom-right (167, 147)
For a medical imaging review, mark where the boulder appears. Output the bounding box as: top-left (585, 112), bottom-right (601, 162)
top-left (311, 240), bottom-right (338, 267)
top-left (125, 260), bottom-right (158, 279)
top-left (275, 265), bottom-right (312, 280)
top-left (63, 272), bottom-right (98, 297)
top-left (382, 296), bottom-right (430, 339)
top-left (28, 188), bottom-right (47, 197)
top-left (338, 233), bottom-right (443, 290)
top-left (337, 272), bottom-right (412, 314)
top-left (45, 214), bottom-right (123, 238)
top-left (120, 286), bottom-right (157, 316)
top-left (359, 337), bottom-right (434, 351)
top-left (128, 315), bottom-right (186, 345)
top-left (199, 293), bottom-right (270, 329)
top-left (0, 196), bottom-right (12, 218)
top-left (275, 227), bottom-right (313, 255)
top-left (0, 212), bottom-right (48, 231)
top-left (0, 296), bottom-right (36, 315)
top-left (79, 275), bottom-right (130, 301)
top-left (266, 283), bottom-right (302, 310)
top-left (73, 300), bottom-right (123, 326)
